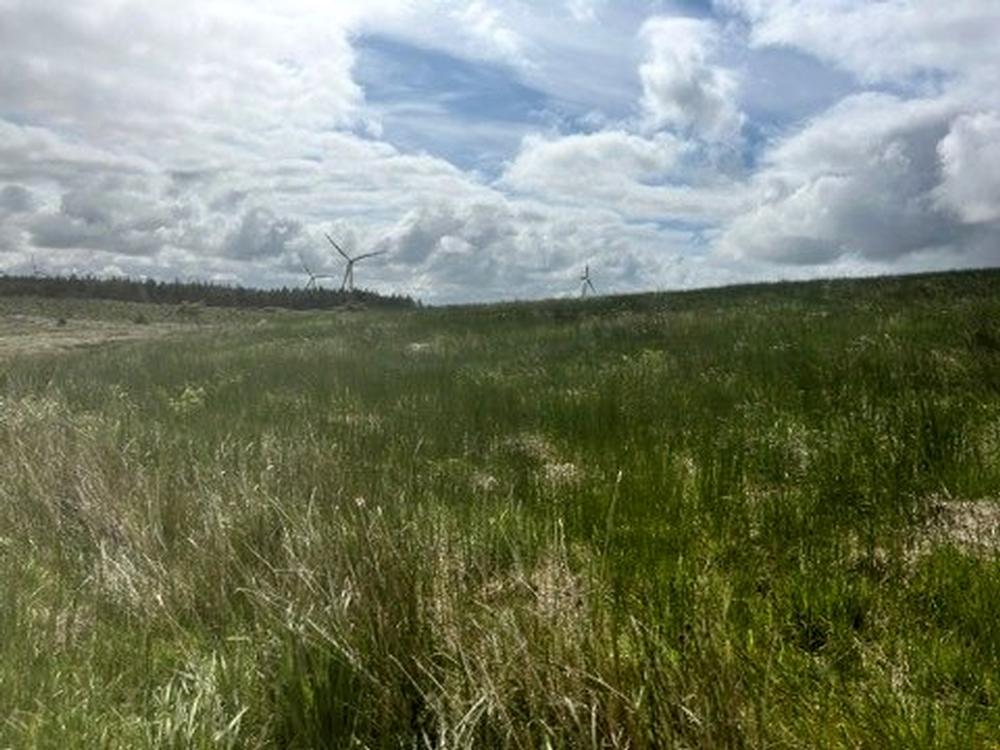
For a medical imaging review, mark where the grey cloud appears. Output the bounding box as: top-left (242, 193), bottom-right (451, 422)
top-left (223, 208), bottom-right (302, 260)
top-left (29, 212), bottom-right (164, 256)
top-left (30, 213), bottom-right (112, 250)
top-left (0, 119), bottom-right (153, 187)
top-left (376, 202), bottom-right (521, 266)
top-left (61, 189), bottom-right (114, 226)
top-left (424, 235), bottom-right (501, 286)
top-left (68, 179), bottom-right (178, 233)
top-left (378, 207), bottom-right (466, 265)
top-left (0, 184), bottom-right (36, 214)
top-left (209, 190), bottom-right (250, 213)
top-left (365, 198), bottom-right (696, 303)
top-left (27, 177), bottom-right (193, 257)
top-left (170, 169), bottom-right (218, 187)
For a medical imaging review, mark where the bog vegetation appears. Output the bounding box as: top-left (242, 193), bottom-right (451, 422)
top-left (1, 270), bottom-right (999, 748)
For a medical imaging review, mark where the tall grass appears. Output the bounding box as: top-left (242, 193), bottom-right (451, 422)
top-left (1, 270), bottom-right (999, 747)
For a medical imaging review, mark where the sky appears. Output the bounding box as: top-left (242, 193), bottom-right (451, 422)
top-left (1, 0), bottom-right (998, 303)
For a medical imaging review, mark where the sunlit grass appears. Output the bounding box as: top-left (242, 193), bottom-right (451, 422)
top-left (1, 270), bottom-right (999, 747)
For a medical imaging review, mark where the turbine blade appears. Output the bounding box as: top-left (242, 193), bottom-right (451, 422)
top-left (352, 250), bottom-right (387, 262)
top-left (298, 251), bottom-right (313, 276)
top-left (325, 233), bottom-right (351, 260)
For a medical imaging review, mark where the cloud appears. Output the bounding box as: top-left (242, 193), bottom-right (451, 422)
top-left (717, 93), bottom-right (999, 265)
top-left (501, 130), bottom-right (747, 222)
top-left (377, 205), bottom-right (485, 266)
top-left (355, 0), bottom-right (529, 72)
top-left (0, 184), bottom-right (36, 214)
top-left (0, 1), bottom-right (365, 140)
top-left (934, 112), bottom-right (1000, 224)
top-left (0, 185), bottom-right (36, 253)
top-left (719, 0), bottom-right (1000, 91)
top-left (506, 131), bottom-right (682, 186)
top-left (0, 120), bottom-right (153, 187)
top-left (223, 208), bottom-right (303, 261)
top-left (565, 0), bottom-right (606, 24)
top-left (710, 2), bottom-right (1000, 270)
top-left (373, 200), bottom-right (541, 297)
top-left (0, 0), bottom-right (713, 301)
top-left (639, 16), bottom-right (743, 142)
top-left (24, 174), bottom-right (178, 256)
top-left (365, 196), bottom-right (709, 303)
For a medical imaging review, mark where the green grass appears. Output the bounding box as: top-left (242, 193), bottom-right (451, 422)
top-left (1, 270), bottom-right (999, 748)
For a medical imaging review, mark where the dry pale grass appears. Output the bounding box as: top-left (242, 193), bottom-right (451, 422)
top-left (922, 495), bottom-right (1000, 556)
top-left (0, 313), bottom-right (184, 359)
top-left (502, 431), bottom-right (587, 489)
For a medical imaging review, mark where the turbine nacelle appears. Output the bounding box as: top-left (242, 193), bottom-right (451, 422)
top-left (325, 233), bottom-right (386, 292)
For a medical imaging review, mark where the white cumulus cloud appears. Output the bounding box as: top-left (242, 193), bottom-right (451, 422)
top-left (716, 92), bottom-right (999, 266)
top-left (639, 16), bottom-right (743, 142)
top-left (934, 112), bottom-right (1000, 225)
top-left (719, 0), bottom-right (1000, 89)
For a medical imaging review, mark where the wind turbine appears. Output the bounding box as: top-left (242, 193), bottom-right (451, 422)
top-left (30, 255), bottom-right (48, 278)
top-left (325, 233), bottom-right (386, 292)
top-left (580, 264), bottom-right (596, 298)
top-left (299, 256), bottom-right (336, 290)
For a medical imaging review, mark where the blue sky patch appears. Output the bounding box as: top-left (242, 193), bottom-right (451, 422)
top-left (355, 35), bottom-right (563, 173)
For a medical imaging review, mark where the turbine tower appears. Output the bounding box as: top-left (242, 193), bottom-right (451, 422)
top-left (580, 264), bottom-right (596, 297)
top-left (325, 233), bottom-right (386, 292)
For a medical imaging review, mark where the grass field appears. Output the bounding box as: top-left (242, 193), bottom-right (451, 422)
top-left (2, 271), bottom-right (999, 748)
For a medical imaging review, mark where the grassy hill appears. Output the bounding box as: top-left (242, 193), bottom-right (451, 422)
top-left (1, 269), bottom-right (999, 748)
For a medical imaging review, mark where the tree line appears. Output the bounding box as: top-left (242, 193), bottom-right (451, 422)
top-left (0, 274), bottom-right (418, 310)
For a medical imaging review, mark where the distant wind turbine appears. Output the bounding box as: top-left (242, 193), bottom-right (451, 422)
top-left (299, 255), bottom-right (336, 290)
top-left (30, 255), bottom-right (48, 278)
top-left (580, 264), bottom-right (596, 297)
top-left (325, 233), bottom-right (386, 292)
